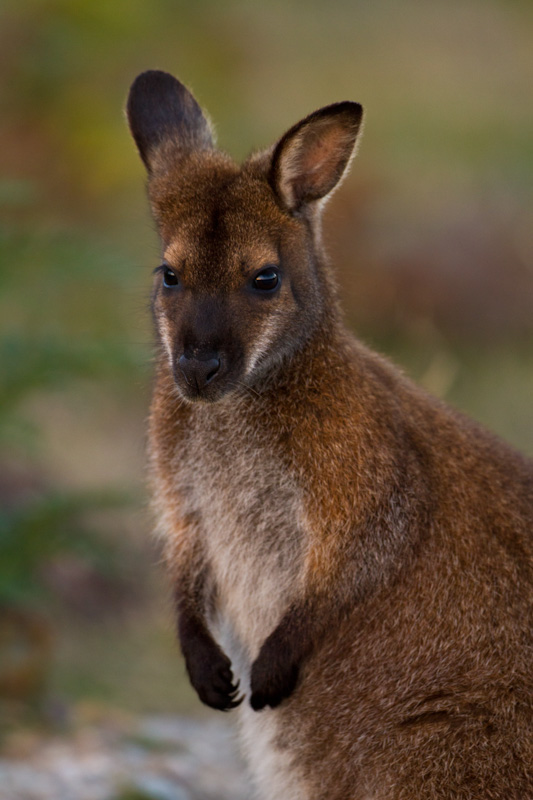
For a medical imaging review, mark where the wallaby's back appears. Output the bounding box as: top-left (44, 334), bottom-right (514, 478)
top-left (127, 70), bottom-right (533, 800)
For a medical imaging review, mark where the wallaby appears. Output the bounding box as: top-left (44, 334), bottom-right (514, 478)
top-left (127, 70), bottom-right (533, 800)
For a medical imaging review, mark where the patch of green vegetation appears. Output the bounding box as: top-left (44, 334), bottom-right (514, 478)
top-left (114, 789), bottom-right (157, 800)
top-left (50, 598), bottom-right (199, 715)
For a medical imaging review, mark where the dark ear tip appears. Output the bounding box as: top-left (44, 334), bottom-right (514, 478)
top-left (127, 70), bottom-right (182, 113)
top-left (129, 70), bottom-right (180, 93)
top-left (126, 69), bottom-right (213, 170)
top-left (286, 101), bottom-right (363, 143)
top-left (327, 101), bottom-right (364, 129)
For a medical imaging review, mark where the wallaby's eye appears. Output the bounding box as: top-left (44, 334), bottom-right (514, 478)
top-left (253, 267), bottom-right (280, 292)
top-left (163, 267), bottom-right (179, 288)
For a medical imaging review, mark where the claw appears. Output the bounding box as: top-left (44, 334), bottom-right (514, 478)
top-left (182, 632), bottom-right (245, 712)
top-left (227, 693), bottom-right (244, 709)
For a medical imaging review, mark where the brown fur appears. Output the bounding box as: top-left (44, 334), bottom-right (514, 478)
top-left (127, 71), bottom-right (533, 799)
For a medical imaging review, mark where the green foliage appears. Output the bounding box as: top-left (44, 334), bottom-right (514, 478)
top-left (0, 336), bottom-right (142, 438)
top-left (114, 788), bottom-right (161, 800)
top-left (0, 489), bottom-right (130, 607)
top-left (0, 179), bottom-right (146, 613)
top-left (0, 175), bottom-right (149, 451)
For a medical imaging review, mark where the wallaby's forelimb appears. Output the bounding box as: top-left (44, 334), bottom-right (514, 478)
top-left (177, 598), bottom-right (243, 711)
top-left (250, 599), bottom-right (315, 710)
top-left (174, 564), bottom-right (242, 711)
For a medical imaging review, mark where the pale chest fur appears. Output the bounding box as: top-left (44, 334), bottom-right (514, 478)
top-left (151, 399), bottom-right (314, 800)
top-left (165, 401), bottom-right (306, 674)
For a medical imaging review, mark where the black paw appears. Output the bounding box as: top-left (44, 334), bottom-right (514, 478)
top-left (250, 644), bottom-right (300, 711)
top-left (182, 627), bottom-right (242, 711)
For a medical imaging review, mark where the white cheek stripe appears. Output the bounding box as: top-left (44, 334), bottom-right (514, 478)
top-left (158, 316), bottom-right (174, 369)
top-left (246, 317), bottom-right (281, 376)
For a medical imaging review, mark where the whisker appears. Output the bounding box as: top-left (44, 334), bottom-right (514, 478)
top-left (231, 380), bottom-right (262, 399)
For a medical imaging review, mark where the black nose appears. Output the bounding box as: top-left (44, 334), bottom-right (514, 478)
top-left (178, 354), bottom-right (221, 391)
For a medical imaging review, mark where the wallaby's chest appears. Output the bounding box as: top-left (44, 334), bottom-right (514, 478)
top-left (173, 406), bottom-right (305, 659)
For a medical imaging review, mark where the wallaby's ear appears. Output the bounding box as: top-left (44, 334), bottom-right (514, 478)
top-left (126, 70), bottom-right (213, 173)
top-left (270, 102), bottom-right (363, 213)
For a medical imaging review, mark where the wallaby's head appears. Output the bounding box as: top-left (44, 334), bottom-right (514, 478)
top-left (127, 70), bottom-right (363, 403)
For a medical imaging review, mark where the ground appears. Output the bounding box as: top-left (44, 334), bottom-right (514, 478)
top-left (0, 711), bottom-right (250, 800)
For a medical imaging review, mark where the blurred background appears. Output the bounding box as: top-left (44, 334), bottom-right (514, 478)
top-left (0, 0), bottom-right (532, 792)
